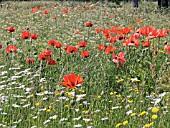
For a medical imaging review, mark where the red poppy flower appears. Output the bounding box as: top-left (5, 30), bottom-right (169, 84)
top-left (105, 46), bottom-right (116, 54)
top-left (81, 51), bottom-right (89, 58)
top-left (142, 42), bottom-right (151, 47)
top-left (85, 22), bottom-right (93, 27)
top-left (31, 34), bottom-right (38, 40)
top-left (60, 73), bottom-right (83, 89)
top-left (31, 6), bottom-right (38, 13)
top-left (62, 7), bottom-right (68, 13)
top-left (103, 29), bottom-right (110, 38)
top-left (43, 10), bottom-right (49, 14)
top-left (6, 26), bottom-right (15, 32)
top-left (98, 44), bottom-right (106, 51)
top-left (22, 31), bottom-right (30, 40)
top-left (26, 58), bottom-right (34, 64)
top-left (52, 15), bottom-right (57, 19)
top-left (48, 40), bottom-right (56, 46)
top-left (136, 18), bottom-right (142, 23)
top-left (123, 36), bottom-right (140, 47)
top-left (6, 45), bottom-right (17, 53)
top-left (0, 45), bottom-right (2, 49)
top-left (47, 59), bottom-right (56, 65)
top-left (118, 27), bottom-right (131, 35)
top-left (112, 52), bottom-right (126, 64)
top-left (39, 50), bottom-right (52, 60)
top-left (66, 46), bottom-right (78, 54)
top-left (136, 26), bottom-right (155, 36)
top-left (164, 45), bottom-right (170, 54)
top-left (78, 41), bottom-right (87, 48)
top-left (108, 36), bottom-right (117, 43)
top-left (147, 29), bottom-right (168, 39)
top-left (54, 42), bottom-right (62, 48)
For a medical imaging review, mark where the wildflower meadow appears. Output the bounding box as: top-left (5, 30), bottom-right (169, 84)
top-left (0, 1), bottom-right (170, 128)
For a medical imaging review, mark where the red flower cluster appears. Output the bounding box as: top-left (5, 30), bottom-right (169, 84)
top-left (39, 50), bottom-right (52, 60)
top-left (38, 50), bottom-right (56, 65)
top-left (22, 31), bottom-right (38, 40)
top-left (6, 45), bottom-right (17, 53)
top-left (98, 45), bottom-right (116, 54)
top-left (60, 73), bottom-right (83, 89)
top-left (48, 40), bottom-right (62, 48)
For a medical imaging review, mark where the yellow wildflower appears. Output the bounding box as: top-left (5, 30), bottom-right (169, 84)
top-left (122, 120), bottom-right (128, 125)
top-left (110, 92), bottom-right (114, 95)
top-left (127, 100), bottom-right (133, 103)
top-left (46, 109), bottom-right (50, 112)
top-left (130, 113), bottom-right (136, 116)
top-left (138, 111), bottom-right (148, 117)
top-left (151, 107), bottom-right (159, 113)
top-left (144, 122), bottom-right (154, 127)
top-left (116, 123), bottom-right (122, 127)
top-left (152, 114), bottom-right (158, 119)
top-left (98, 95), bottom-right (101, 99)
top-left (116, 79), bottom-right (124, 83)
top-left (109, 100), bottom-right (112, 103)
top-left (35, 102), bottom-right (40, 107)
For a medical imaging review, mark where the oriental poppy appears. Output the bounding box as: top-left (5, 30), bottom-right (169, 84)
top-left (142, 42), bottom-right (151, 47)
top-left (85, 22), bottom-right (93, 27)
top-left (48, 40), bottom-right (57, 46)
top-left (123, 36), bottom-right (140, 47)
top-left (47, 59), bottom-right (56, 65)
top-left (98, 44), bottom-right (106, 51)
top-left (105, 46), bottom-right (116, 54)
top-left (60, 73), bottom-right (83, 89)
top-left (6, 45), bottom-right (17, 53)
top-left (31, 34), bottom-right (38, 40)
top-left (118, 27), bottom-right (131, 35)
top-left (62, 7), bottom-right (68, 13)
top-left (31, 6), bottom-right (38, 13)
top-left (147, 29), bottom-right (168, 39)
top-left (22, 31), bottom-right (30, 40)
top-left (112, 52), bottom-right (126, 64)
top-left (81, 51), bottom-right (89, 58)
top-left (66, 46), bottom-right (78, 54)
top-left (164, 45), bottom-right (170, 54)
top-left (54, 42), bottom-right (62, 48)
top-left (39, 50), bottom-right (52, 60)
top-left (26, 58), bottom-right (34, 64)
top-left (6, 26), bottom-right (15, 32)
top-left (78, 41), bottom-right (87, 48)
top-left (43, 10), bottom-right (49, 14)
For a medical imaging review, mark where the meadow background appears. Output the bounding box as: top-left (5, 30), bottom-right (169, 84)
top-left (0, 1), bottom-right (170, 128)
